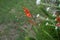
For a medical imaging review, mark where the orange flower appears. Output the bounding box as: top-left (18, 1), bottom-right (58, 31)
top-left (56, 23), bottom-right (60, 27)
top-left (23, 7), bottom-right (32, 18)
top-left (56, 16), bottom-right (60, 23)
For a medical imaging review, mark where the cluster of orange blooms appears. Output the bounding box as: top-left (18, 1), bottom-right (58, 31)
top-left (23, 7), bottom-right (36, 25)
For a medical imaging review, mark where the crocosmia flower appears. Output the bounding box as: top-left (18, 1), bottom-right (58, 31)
top-left (56, 16), bottom-right (60, 23)
top-left (23, 7), bottom-right (32, 18)
top-left (56, 23), bottom-right (60, 27)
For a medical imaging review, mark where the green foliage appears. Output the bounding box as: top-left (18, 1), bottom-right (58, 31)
top-left (0, 0), bottom-right (60, 40)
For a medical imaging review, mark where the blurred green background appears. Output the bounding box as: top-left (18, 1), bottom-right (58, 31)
top-left (0, 0), bottom-right (60, 40)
